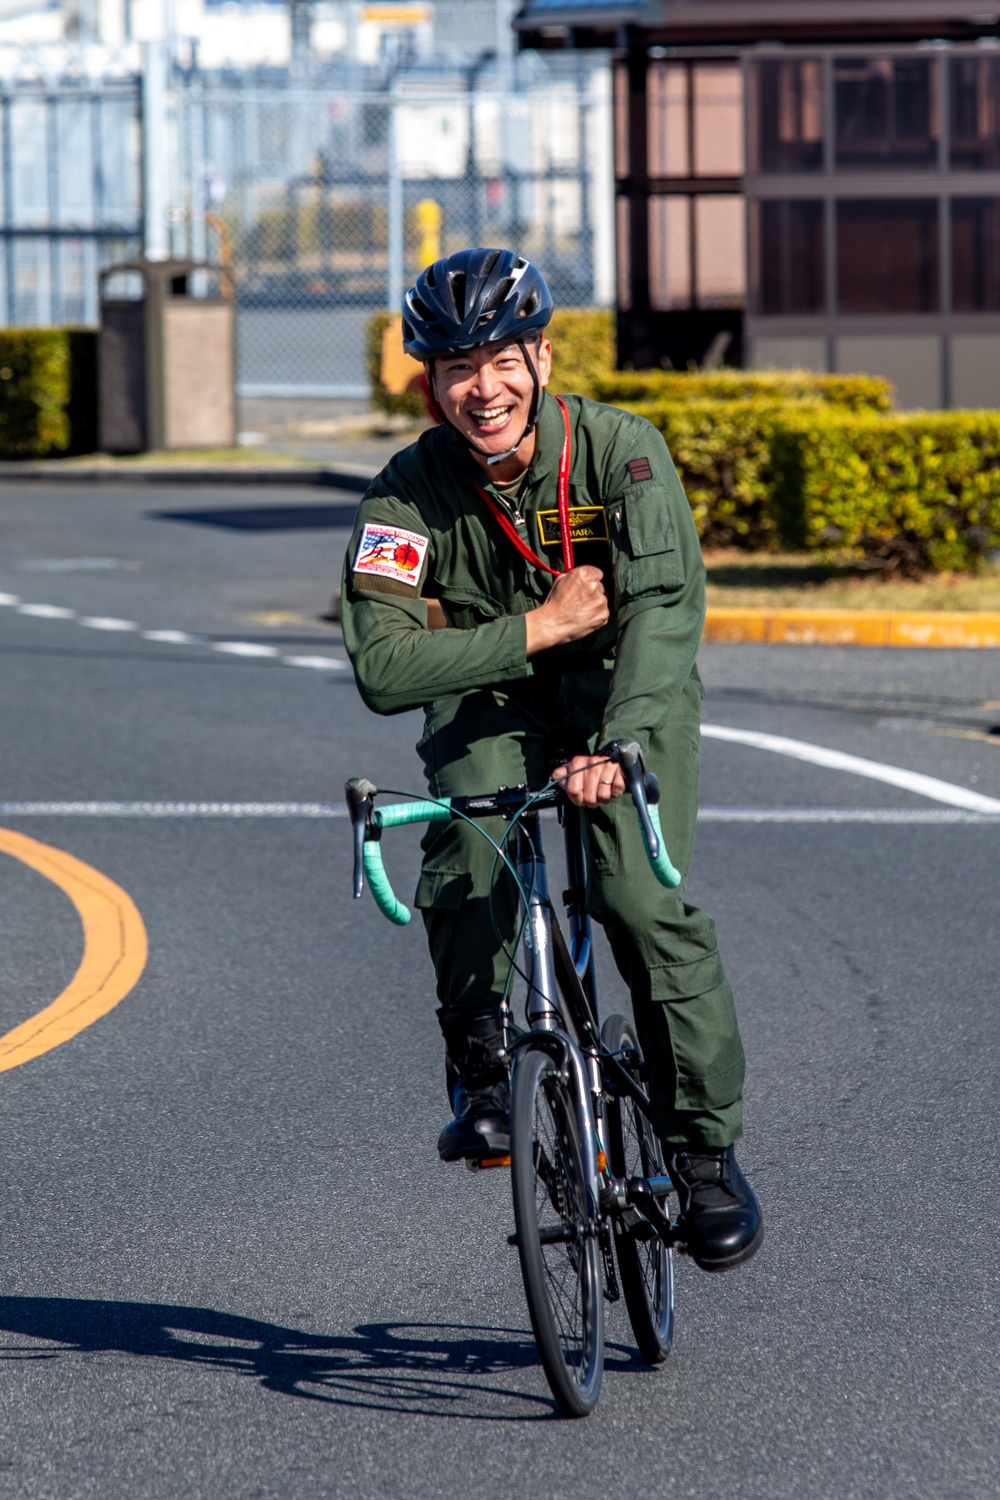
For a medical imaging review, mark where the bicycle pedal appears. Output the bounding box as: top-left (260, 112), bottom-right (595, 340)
top-left (465, 1153), bottom-right (512, 1171)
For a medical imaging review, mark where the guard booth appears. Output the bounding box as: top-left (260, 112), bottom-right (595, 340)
top-left (98, 260), bottom-right (236, 453)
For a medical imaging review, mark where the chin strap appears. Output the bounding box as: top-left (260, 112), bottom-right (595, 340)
top-left (426, 339), bottom-right (543, 466)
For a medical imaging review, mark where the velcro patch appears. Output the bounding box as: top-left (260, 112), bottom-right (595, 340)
top-left (626, 457), bottom-right (654, 483)
top-left (537, 506), bottom-right (610, 548)
top-left (353, 522), bottom-right (428, 589)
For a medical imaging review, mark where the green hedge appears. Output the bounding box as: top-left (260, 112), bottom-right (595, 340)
top-left (774, 409), bottom-right (1000, 572)
top-left (596, 368), bottom-right (894, 411)
top-left (0, 329), bottom-right (97, 457)
top-left (633, 397), bottom-right (1000, 570)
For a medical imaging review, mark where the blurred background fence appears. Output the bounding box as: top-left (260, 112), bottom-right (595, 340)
top-left (0, 43), bottom-right (612, 402)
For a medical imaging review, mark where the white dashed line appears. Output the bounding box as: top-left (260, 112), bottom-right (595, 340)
top-left (1, 592), bottom-right (349, 673)
top-left (141, 629), bottom-right (206, 645)
top-left (18, 603), bottom-right (76, 619)
top-left (211, 641), bottom-right (281, 658)
top-left (281, 655), bottom-right (350, 671)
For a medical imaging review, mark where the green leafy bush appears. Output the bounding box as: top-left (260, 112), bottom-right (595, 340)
top-left (773, 409), bottom-right (1000, 572)
top-left (0, 328), bottom-right (97, 457)
top-left (632, 398), bottom-right (1000, 569)
top-left (627, 398), bottom-right (795, 549)
top-left (595, 368), bottom-right (894, 411)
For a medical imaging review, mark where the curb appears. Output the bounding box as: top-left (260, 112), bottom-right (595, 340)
top-left (0, 462), bottom-right (371, 491)
top-left (703, 606), bottom-right (1000, 648)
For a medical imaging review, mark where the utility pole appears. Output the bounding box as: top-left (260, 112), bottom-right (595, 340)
top-left (142, 38), bottom-right (171, 261)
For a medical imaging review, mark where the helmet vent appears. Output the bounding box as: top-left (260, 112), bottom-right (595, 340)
top-left (449, 271), bottom-right (467, 319)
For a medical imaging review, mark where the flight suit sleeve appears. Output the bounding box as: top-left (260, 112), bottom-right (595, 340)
top-left (599, 417), bottom-right (706, 750)
top-left (341, 496), bottom-right (531, 715)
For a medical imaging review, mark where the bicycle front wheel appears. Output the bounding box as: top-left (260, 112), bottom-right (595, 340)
top-left (510, 1046), bottom-right (604, 1417)
top-left (601, 1013), bottom-right (674, 1365)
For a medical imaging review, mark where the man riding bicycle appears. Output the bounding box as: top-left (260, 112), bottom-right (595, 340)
top-left (341, 248), bottom-right (763, 1273)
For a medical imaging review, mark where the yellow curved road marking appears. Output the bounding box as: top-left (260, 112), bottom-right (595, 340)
top-left (0, 827), bottom-right (148, 1071)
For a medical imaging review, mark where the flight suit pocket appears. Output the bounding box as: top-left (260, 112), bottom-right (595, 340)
top-left (611, 486), bottom-right (684, 601)
top-left (650, 958), bottom-right (745, 1111)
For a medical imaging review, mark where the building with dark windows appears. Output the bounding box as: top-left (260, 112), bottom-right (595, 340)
top-left (514, 2), bottom-right (1000, 407)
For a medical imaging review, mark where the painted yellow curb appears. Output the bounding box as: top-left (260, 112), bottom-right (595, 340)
top-left (704, 607), bottom-right (1000, 648)
top-left (0, 827), bottom-right (148, 1071)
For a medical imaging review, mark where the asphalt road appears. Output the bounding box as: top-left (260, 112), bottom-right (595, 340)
top-left (0, 481), bottom-right (997, 1499)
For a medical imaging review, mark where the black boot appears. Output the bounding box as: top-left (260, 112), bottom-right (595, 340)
top-left (667, 1145), bottom-right (763, 1272)
top-left (436, 1010), bottom-right (510, 1163)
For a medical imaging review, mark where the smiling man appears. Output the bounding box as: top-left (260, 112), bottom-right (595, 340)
top-left (342, 249), bottom-right (762, 1274)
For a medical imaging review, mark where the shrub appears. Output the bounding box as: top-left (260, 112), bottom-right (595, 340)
top-left (595, 368), bottom-right (894, 411)
top-left (0, 329), bottom-right (98, 458)
top-left (631, 398), bottom-right (1000, 569)
top-left (773, 409), bottom-right (1000, 572)
top-left (628, 397), bottom-right (798, 549)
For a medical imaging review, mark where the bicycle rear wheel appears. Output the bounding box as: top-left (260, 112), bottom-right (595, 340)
top-left (510, 1045), bottom-right (604, 1417)
top-left (601, 1013), bottom-right (674, 1365)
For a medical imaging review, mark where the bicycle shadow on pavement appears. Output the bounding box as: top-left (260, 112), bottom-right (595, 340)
top-left (0, 1297), bottom-right (634, 1421)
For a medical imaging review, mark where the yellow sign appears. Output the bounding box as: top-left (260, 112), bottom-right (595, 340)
top-left (361, 5), bottom-right (433, 22)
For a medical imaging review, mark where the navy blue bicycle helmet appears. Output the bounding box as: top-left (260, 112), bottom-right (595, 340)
top-left (402, 248), bottom-right (552, 359)
top-left (402, 249), bottom-right (553, 464)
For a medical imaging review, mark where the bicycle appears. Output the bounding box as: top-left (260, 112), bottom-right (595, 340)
top-left (346, 740), bottom-right (689, 1418)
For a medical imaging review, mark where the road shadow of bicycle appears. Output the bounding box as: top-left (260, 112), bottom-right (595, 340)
top-left (0, 1298), bottom-right (645, 1421)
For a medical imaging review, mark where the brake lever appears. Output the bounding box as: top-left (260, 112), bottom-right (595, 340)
top-left (345, 776), bottom-right (378, 898)
top-left (603, 740), bottom-right (661, 858)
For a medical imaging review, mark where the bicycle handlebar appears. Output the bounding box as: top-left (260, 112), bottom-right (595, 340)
top-left (346, 742), bottom-right (680, 927)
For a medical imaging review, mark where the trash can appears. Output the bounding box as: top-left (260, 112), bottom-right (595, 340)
top-left (98, 259), bottom-right (235, 454)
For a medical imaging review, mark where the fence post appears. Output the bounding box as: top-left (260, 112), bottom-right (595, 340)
top-left (142, 39), bottom-right (170, 261)
top-left (387, 77), bottom-right (404, 314)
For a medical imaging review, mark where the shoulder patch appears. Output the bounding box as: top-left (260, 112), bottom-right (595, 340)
top-left (626, 457), bottom-right (654, 484)
top-left (353, 522), bottom-right (428, 589)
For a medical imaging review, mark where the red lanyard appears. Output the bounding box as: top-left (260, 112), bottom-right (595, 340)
top-left (476, 396), bottom-right (574, 577)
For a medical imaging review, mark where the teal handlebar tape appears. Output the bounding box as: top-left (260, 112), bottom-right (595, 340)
top-left (646, 803), bottom-right (682, 888)
top-left (363, 841), bottom-right (412, 925)
top-left (364, 800), bottom-right (453, 923)
top-left (373, 800), bottom-right (453, 829)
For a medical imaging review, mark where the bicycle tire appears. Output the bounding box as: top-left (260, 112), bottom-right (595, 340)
top-left (510, 1045), bottom-right (604, 1417)
top-left (601, 1013), bottom-right (675, 1365)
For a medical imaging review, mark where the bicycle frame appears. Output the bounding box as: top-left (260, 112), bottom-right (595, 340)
top-left (506, 805), bottom-right (675, 1246)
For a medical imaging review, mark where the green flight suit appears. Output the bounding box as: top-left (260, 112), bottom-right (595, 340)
top-left (342, 391), bottom-right (745, 1147)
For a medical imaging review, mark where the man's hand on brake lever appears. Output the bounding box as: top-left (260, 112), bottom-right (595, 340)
top-left (552, 754), bottom-right (626, 808)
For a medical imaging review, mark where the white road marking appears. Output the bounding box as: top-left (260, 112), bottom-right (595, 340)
top-left (702, 724), bottom-right (1000, 814)
top-left (282, 655), bottom-right (350, 671)
top-left (141, 629), bottom-right (206, 644)
top-left (0, 803), bottom-right (997, 823)
top-left (211, 641), bottom-right (281, 658)
top-left (3, 592), bottom-right (350, 672)
top-left (18, 603), bottom-right (76, 619)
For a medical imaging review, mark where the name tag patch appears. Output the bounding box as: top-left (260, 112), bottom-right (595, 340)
top-left (353, 522), bottom-right (428, 589)
top-left (537, 506), bottom-right (610, 549)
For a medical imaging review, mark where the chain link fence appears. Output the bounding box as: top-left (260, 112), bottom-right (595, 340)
top-left (179, 55), bottom-right (613, 397)
top-left (0, 44), bottom-right (612, 404)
